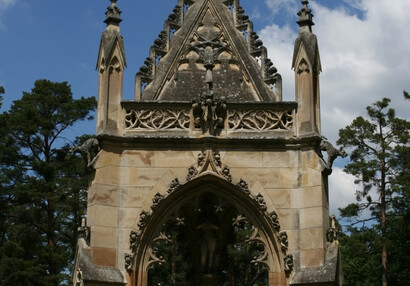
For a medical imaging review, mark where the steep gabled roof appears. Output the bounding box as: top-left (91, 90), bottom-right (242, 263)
top-left (136, 0), bottom-right (281, 102)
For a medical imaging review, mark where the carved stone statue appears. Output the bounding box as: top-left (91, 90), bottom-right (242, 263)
top-left (70, 138), bottom-right (100, 167)
top-left (197, 220), bottom-right (220, 274)
top-left (319, 136), bottom-right (347, 171)
top-left (192, 94), bottom-right (227, 135)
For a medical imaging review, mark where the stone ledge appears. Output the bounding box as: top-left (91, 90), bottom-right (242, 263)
top-left (291, 243), bottom-right (343, 286)
top-left (73, 239), bottom-right (126, 286)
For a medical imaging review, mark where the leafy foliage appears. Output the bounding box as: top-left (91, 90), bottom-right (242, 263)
top-left (0, 80), bottom-right (96, 285)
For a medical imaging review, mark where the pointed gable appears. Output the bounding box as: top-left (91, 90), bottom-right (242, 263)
top-left (135, 0), bottom-right (281, 102)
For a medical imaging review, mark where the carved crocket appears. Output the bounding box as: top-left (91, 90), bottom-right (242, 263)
top-left (320, 136), bottom-right (347, 171)
top-left (70, 138), bottom-right (100, 167)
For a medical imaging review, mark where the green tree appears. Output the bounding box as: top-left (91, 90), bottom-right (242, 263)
top-left (337, 93), bottom-right (410, 286)
top-left (0, 80), bottom-right (96, 285)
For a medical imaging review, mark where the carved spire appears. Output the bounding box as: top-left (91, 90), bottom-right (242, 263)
top-left (297, 0), bottom-right (314, 32)
top-left (96, 0), bottom-right (126, 135)
top-left (105, 0), bottom-right (122, 27)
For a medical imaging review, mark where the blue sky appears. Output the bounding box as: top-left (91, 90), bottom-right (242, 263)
top-left (1, 0), bottom-right (409, 216)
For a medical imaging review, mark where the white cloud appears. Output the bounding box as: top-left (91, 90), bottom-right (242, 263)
top-left (264, 0), bottom-right (298, 16)
top-left (0, 0), bottom-right (17, 10)
top-left (259, 0), bottom-right (410, 144)
top-left (0, 0), bottom-right (17, 30)
top-left (258, 24), bottom-right (296, 102)
top-left (328, 168), bottom-right (357, 216)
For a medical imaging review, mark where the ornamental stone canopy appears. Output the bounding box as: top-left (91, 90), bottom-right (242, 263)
top-left (71, 1), bottom-right (344, 286)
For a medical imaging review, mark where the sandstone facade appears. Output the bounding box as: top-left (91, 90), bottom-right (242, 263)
top-left (72, 1), bottom-right (344, 285)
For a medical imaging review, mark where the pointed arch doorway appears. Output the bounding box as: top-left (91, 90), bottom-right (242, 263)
top-left (126, 151), bottom-right (291, 286)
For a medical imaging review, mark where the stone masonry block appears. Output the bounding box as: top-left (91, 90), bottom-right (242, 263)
top-left (299, 207), bottom-right (326, 229)
top-left (262, 151), bottom-right (299, 168)
top-left (299, 228), bottom-right (325, 250)
top-left (88, 205), bottom-right (118, 228)
top-left (91, 226), bottom-right (118, 248)
top-left (92, 247), bottom-right (117, 268)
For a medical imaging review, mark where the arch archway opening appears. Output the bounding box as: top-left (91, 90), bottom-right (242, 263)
top-left (146, 190), bottom-right (269, 286)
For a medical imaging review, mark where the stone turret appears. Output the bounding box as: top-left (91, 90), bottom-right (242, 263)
top-left (292, 0), bottom-right (322, 136)
top-left (96, 0), bottom-right (126, 135)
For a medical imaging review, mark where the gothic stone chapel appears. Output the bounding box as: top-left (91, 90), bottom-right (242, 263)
top-left (72, 0), bottom-right (344, 285)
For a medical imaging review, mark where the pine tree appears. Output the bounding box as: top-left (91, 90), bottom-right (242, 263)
top-left (0, 80), bottom-right (96, 285)
top-left (337, 93), bottom-right (410, 286)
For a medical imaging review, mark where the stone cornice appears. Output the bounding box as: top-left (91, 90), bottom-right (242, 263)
top-left (97, 132), bottom-right (322, 150)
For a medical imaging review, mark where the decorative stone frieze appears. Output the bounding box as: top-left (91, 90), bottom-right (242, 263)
top-left (227, 109), bottom-right (293, 131)
top-left (125, 108), bottom-right (190, 130)
top-left (123, 102), bottom-right (296, 135)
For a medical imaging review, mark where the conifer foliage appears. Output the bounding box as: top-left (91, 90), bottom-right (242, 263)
top-left (0, 80), bottom-right (96, 285)
top-left (337, 93), bottom-right (410, 286)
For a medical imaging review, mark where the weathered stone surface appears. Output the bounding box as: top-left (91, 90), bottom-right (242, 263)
top-left (291, 243), bottom-right (343, 285)
top-left (73, 239), bottom-right (125, 285)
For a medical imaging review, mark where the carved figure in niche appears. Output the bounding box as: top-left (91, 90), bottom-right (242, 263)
top-left (77, 218), bottom-right (90, 242)
top-left (326, 214), bottom-right (341, 243)
top-left (319, 136), bottom-right (348, 171)
top-left (192, 93), bottom-right (227, 135)
top-left (70, 138), bottom-right (100, 167)
top-left (197, 220), bottom-right (220, 274)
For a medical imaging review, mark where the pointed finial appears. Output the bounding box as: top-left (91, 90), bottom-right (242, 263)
top-left (105, 0), bottom-right (122, 26)
top-left (297, 0), bottom-right (314, 31)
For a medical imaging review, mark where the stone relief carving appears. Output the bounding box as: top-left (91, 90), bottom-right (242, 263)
top-left (278, 231), bottom-right (289, 253)
top-left (268, 211), bottom-right (281, 232)
top-left (185, 150), bottom-right (233, 182)
top-left (284, 254), bottom-right (294, 275)
top-left (124, 104), bottom-right (295, 133)
top-left (167, 178), bottom-right (181, 194)
top-left (124, 253), bottom-right (134, 273)
top-left (236, 178), bottom-right (251, 195)
top-left (319, 136), bottom-right (348, 172)
top-left (125, 108), bottom-right (190, 130)
top-left (228, 109), bottom-right (293, 131)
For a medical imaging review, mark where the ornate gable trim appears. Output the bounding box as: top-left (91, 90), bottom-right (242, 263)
top-left (135, 0), bottom-right (281, 102)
